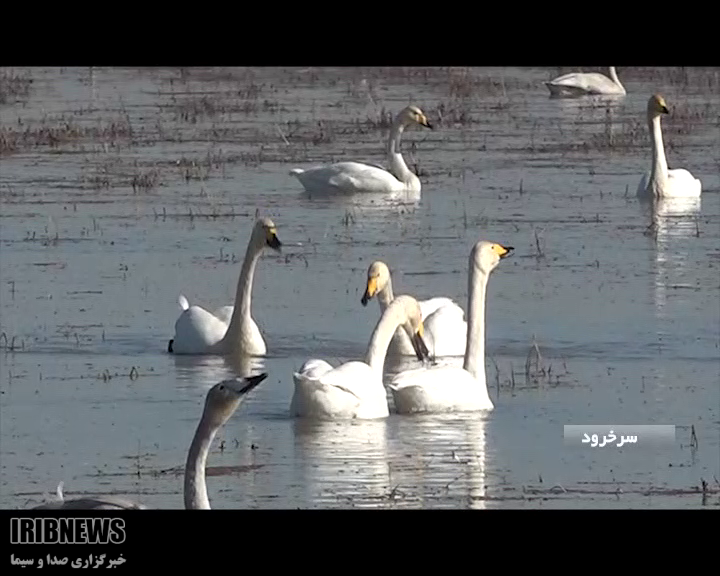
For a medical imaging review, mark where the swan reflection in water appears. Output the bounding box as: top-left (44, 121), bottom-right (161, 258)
top-left (642, 196), bottom-right (701, 322)
top-left (387, 413), bottom-right (489, 509)
top-left (173, 352), bottom-right (266, 390)
top-left (293, 418), bottom-right (390, 508)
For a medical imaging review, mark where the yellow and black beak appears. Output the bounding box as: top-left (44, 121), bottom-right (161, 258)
top-left (410, 324), bottom-right (431, 362)
top-left (361, 276), bottom-right (378, 306)
top-left (420, 115), bottom-right (433, 130)
top-left (660, 105), bottom-right (669, 114)
top-left (493, 244), bottom-right (514, 259)
top-left (266, 228), bottom-right (282, 252)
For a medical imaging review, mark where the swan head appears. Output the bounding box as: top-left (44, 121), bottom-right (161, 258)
top-left (648, 94), bottom-right (669, 117)
top-left (201, 373), bottom-right (267, 429)
top-left (253, 217), bottom-right (282, 252)
top-left (391, 295), bottom-right (431, 362)
top-left (471, 241), bottom-right (514, 275)
top-left (400, 105), bottom-right (433, 130)
top-left (361, 261), bottom-right (391, 306)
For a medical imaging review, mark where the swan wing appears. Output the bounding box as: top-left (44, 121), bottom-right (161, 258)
top-left (390, 364), bottom-right (493, 413)
top-left (667, 169), bottom-right (702, 196)
top-left (212, 305), bottom-right (234, 325)
top-left (546, 72), bottom-right (623, 95)
top-left (172, 306), bottom-right (228, 354)
top-left (423, 304), bottom-right (467, 357)
top-left (420, 297), bottom-right (463, 319)
top-left (292, 361), bottom-right (387, 418)
top-left (34, 496), bottom-right (146, 510)
top-left (293, 162), bottom-right (402, 194)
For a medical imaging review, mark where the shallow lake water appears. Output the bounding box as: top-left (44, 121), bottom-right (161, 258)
top-left (1, 66), bottom-right (718, 509)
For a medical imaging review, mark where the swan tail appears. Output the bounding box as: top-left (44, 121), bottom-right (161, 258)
top-left (178, 294), bottom-right (190, 310)
top-left (289, 168), bottom-right (304, 176)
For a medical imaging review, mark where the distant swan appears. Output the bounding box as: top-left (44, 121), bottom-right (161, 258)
top-left (289, 106), bottom-right (433, 194)
top-left (637, 94), bottom-right (702, 199)
top-left (361, 261), bottom-right (467, 357)
top-left (545, 66), bottom-right (625, 97)
top-left (291, 295), bottom-right (430, 420)
top-left (168, 218), bottom-right (282, 355)
top-left (390, 242), bottom-right (513, 414)
top-left (33, 373), bottom-right (267, 509)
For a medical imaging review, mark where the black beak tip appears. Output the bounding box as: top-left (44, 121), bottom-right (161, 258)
top-left (168, 339), bottom-right (174, 353)
top-left (268, 236), bottom-right (282, 251)
top-left (361, 295), bottom-right (369, 306)
top-left (502, 246), bottom-right (515, 258)
top-left (242, 372), bottom-right (268, 393)
top-left (425, 122), bottom-right (434, 130)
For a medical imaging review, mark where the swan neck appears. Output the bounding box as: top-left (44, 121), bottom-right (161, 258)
top-left (224, 241), bottom-right (262, 341)
top-left (463, 264), bottom-right (489, 381)
top-left (385, 117), bottom-right (418, 189)
top-left (364, 304), bottom-right (404, 374)
top-left (608, 66), bottom-right (624, 90)
top-left (377, 277), bottom-right (394, 309)
top-left (184, 417), bottom-right (217, 510)
top-left (649, 114), bottom-right (668, 189)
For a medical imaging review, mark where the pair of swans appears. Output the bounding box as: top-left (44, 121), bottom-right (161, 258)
top-left (291, 241), bottom-right (513, 418)
top-left (636, 94), bottom-right (702, 199)
top-left (290, 105), bottom-right (433, 195)
top-left (545, 66), bottom-right (626, 97)
top-left (168, 218), bottom-right (282, 355)
top-left (33, 373), bottom-right (268, 509)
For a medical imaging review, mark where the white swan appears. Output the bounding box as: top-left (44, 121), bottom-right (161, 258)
top-left (33, 373), bottom-right (267, 509)
top-left (291, 295), bottom-right (430, 420)
top-left (390, 242), bottom-right (513, 414)
top-left (360, 261), bottom-right (467, 357)
top-left (545, 66), bottom-right (625, 97)
top-left (168, 218), bottom-right (282, 355)
top-left (289, 105), bottom-right (433, 194)
top-left (636, 94), bottom-right (702, 199)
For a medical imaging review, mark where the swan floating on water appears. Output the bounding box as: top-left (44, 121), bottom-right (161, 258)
top-left (291, 295), bottom-right (430, 420)
top-left (637, 94), bottom-right (702, 199)
top-left (33, 373), bottom-right (268, 509)
top-left (545, 66), bottom-right (626, 97)
top-left (361, 260), bottom-right (467, 357)
top-left (168, 218), bottom-right (282, 355)
top-left (289, 106), bottom-right (433, 195)
top-left (390, 242), bottom-right (513, 414)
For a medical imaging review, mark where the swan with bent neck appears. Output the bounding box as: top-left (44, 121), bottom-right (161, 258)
top-left (361, 261), bottom-right (467, 357)
top-left (33, 373), bottom-right (267, 510)
top-left (168, 218), bottom-right (282, 355)
top-left (289, 106), bottom-right (433, 195)
top-left (636, 94), bottom-right (702, 199)
top-left (390, 241), bottom-right (513, 414)
top-left (545, 66), bottom-right (625, 97)
top-left (291, 295), bottom-right (431, 420)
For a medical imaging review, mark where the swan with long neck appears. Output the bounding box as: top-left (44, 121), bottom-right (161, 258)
top-left (545, 66), bottom-right (625, 97)
top-left (33, 373), bottom-right (267, 510)
top-left (289, 106), bottom-right (433, 194)
top-left (291, 295), bottom-right (430, 420)
top-left (636, 94), bottom-right (702, 199)
top-left (389, 242), bottom-right (513, 414)
top-left (168, 218), bottom-right (282, 355)
top-left (361, 261), bottom-right (467, 357)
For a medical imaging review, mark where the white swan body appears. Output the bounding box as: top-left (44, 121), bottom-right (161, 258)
top-left (637, 94), bottom-right (702, 199)
top-left (291, 295), bottom-right (430, 420)
top-left (290, 106), bottom-right (432, 195)
top-left (168, 218), bottom-right (282, 355)
top-left (361, 261), bottom-right (467, 357)
top-left (545, 66), bottom-right (625, 97)
top-left (390, 242), bottom-right (513, 414)
top-left (34, 373), bottom-right (267, 510)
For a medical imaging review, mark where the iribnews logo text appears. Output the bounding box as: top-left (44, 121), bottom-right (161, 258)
top-left (10, 518), bottom-right (126, 545)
